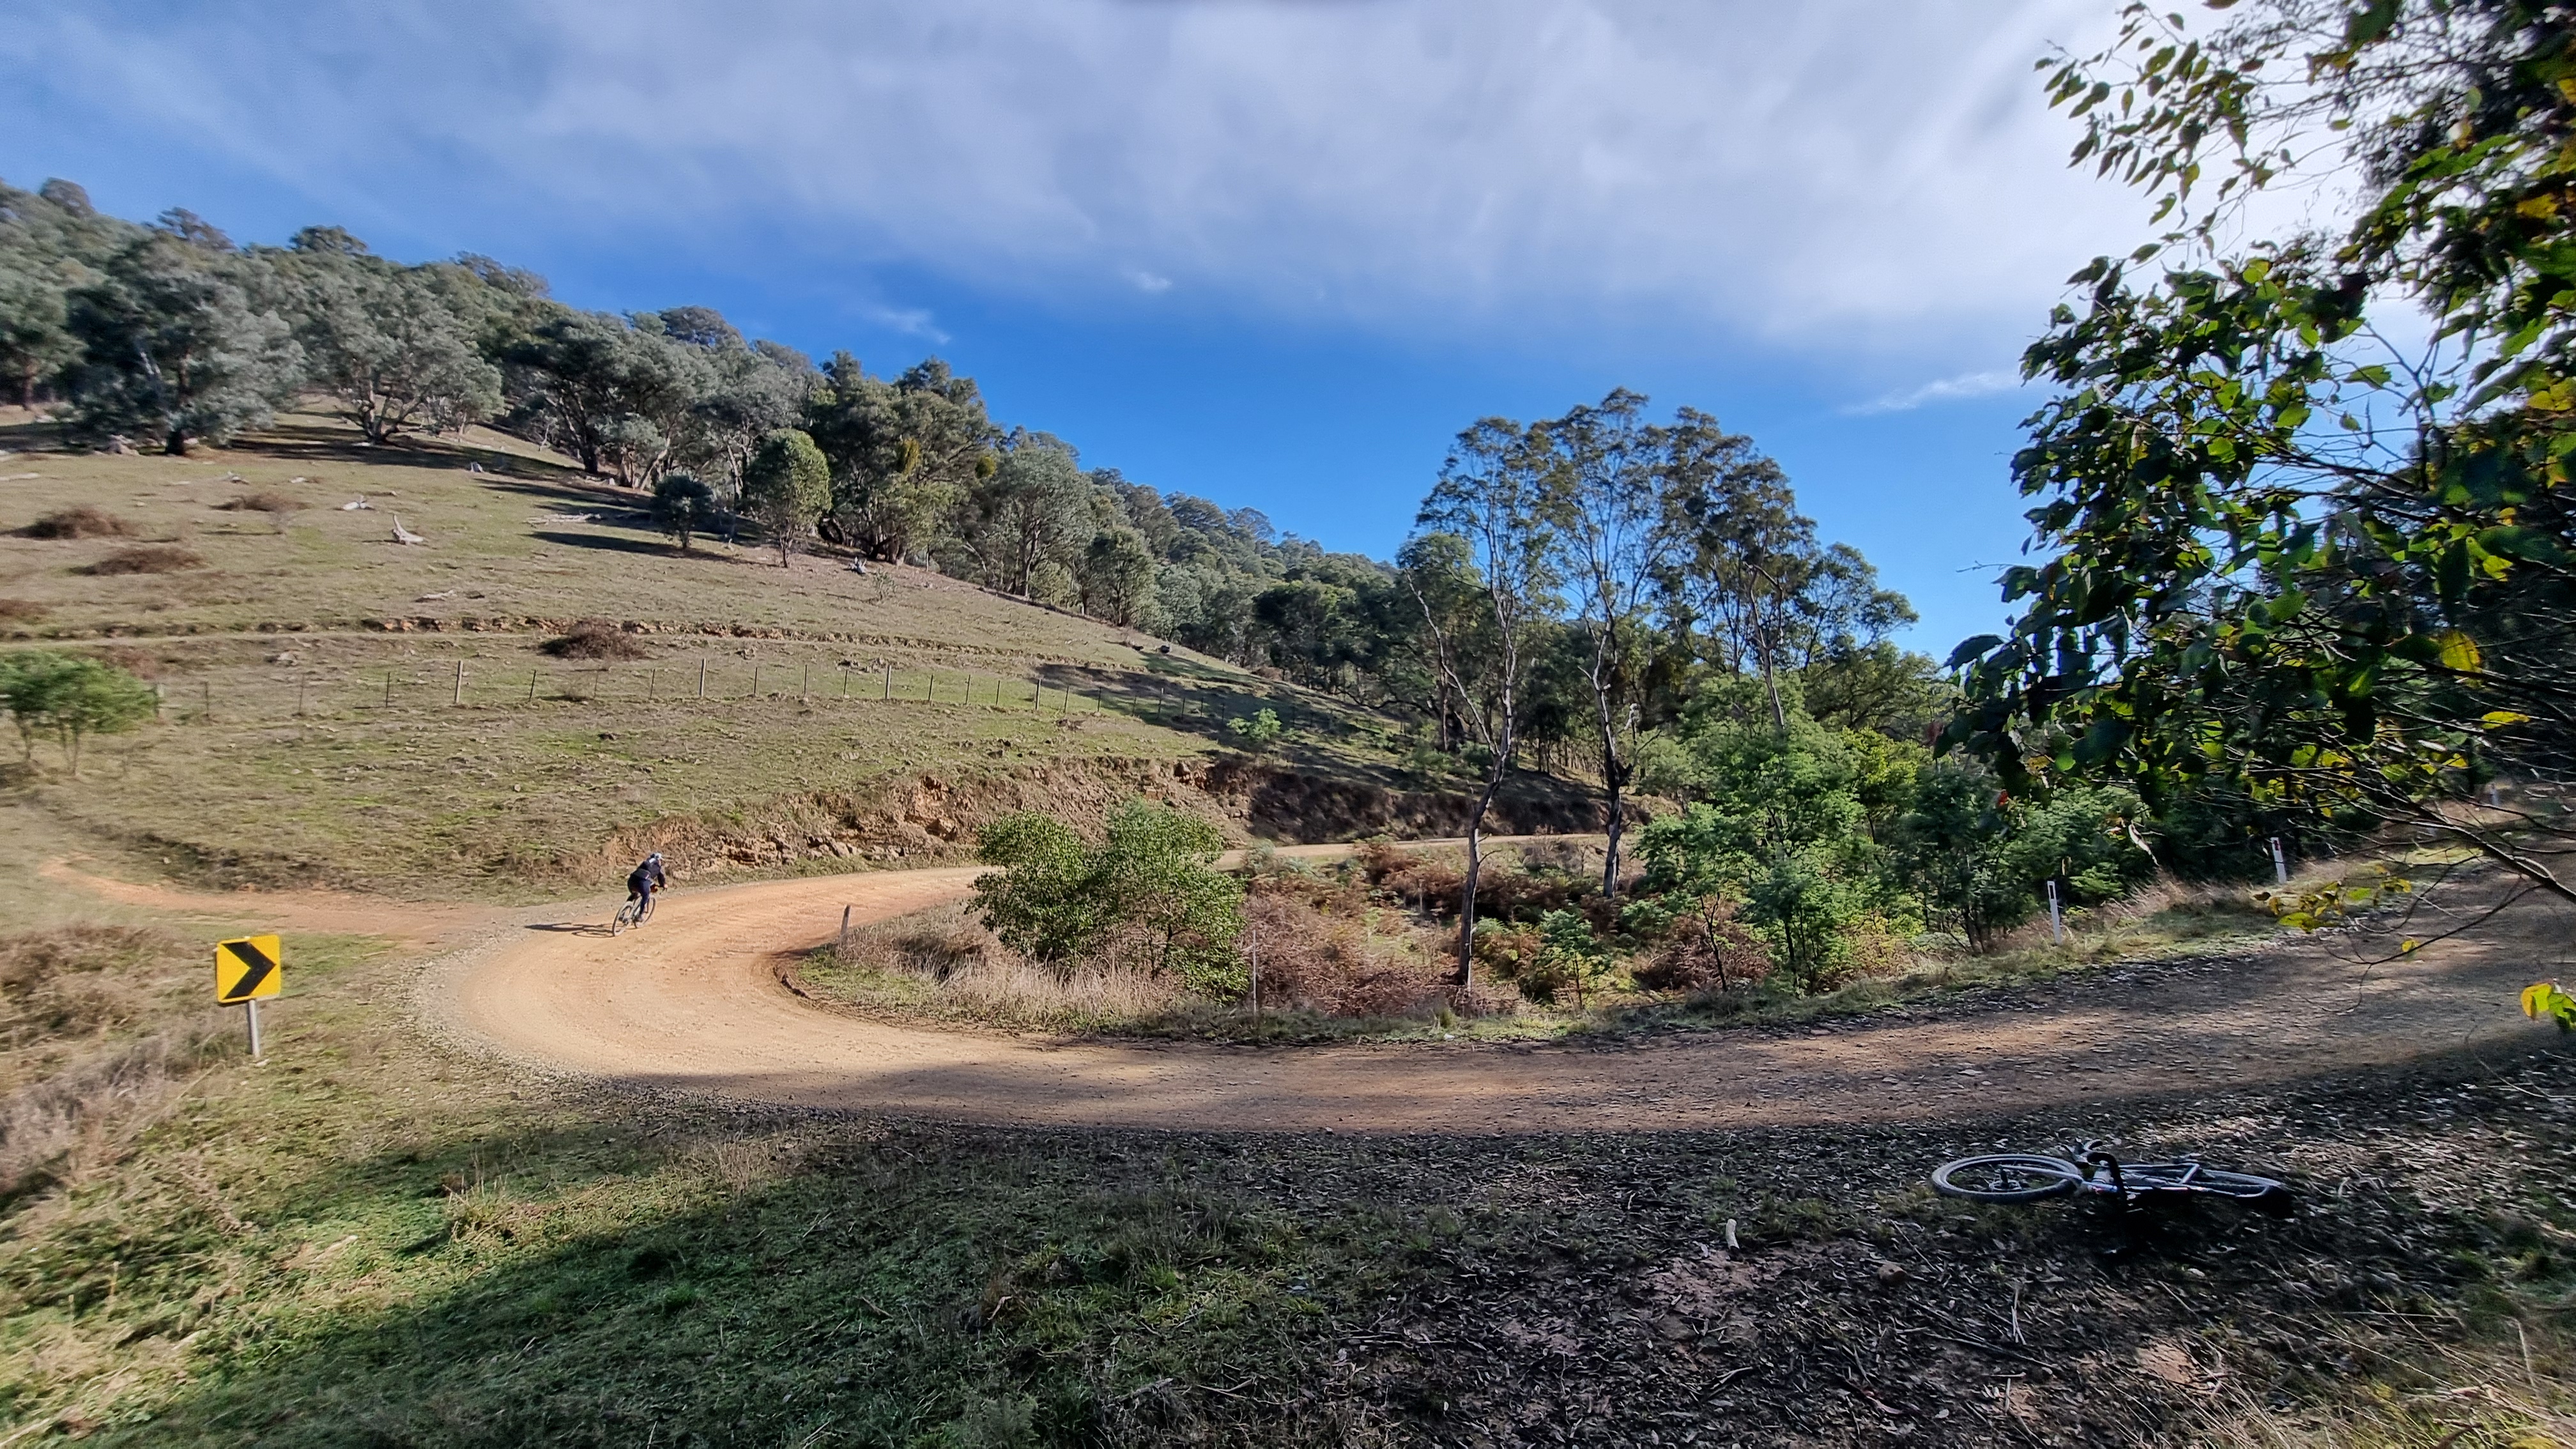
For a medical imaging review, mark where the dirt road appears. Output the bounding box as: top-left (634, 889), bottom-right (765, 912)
top-left (430, 862), bottom-right (2565, 1133)
top-left (51, 850), bottom-right (2564, 1133)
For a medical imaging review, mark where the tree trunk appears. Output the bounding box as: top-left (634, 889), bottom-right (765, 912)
top-left (164, 426), bottom-right (188, 456)
top-left (1601, 780), bottom-right (1625, 900)
top-left (1750, 589), bottom-right (1789, 732)
top-left (1591, 654), bottom-right (1627, 898)
top-left (1453, 730), bottom-right (1510, 986)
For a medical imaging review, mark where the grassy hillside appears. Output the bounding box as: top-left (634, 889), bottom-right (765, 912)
top-left (0, 408), bottom-right (1581, 897)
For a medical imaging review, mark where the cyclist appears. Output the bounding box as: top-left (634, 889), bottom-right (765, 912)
top-left (624, 852), bottom-right (669, 924)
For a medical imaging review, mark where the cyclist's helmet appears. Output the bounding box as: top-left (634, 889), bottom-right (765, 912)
top-left (645, 852), bottom-right (663, 865)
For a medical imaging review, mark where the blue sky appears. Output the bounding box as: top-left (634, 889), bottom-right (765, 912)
top-left (2, 0), bottom-right (2152, 656)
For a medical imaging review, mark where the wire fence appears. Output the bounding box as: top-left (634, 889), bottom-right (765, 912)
top-left (154, 659), bottom-right (1110, 726)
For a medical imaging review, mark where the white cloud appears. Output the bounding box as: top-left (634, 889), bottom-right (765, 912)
top-left (5, 0), bottom-right (2147, 358)
top-left (860, 305), bottom-right (949, 344)
top-left (1844, 369), bottom-right (2027, 415)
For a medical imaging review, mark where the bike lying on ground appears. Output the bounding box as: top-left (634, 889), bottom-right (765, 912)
top-left (610, 893), bottom-right (656, 935)
top-left (1931, 1142), bottom-right (2287, 1208)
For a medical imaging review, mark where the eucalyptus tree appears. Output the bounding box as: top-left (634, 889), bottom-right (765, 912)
top-left (1080, 525), bottom-right (1160, 627)
top-left (0, 259), bottom-right (74, 408)
top-left (1536, 387), bottom-right (1678, 895)
top-left (806, 353), bottom-right (996, 563)
top-left (690, 339), bottom-right (815, 498)
top-left (1409, 417), bottom-right (1561, 985)
top-left (967, 430), bottom-right (1091, 598)
top-left (1653, 409), bottom-right (1815, 730)
top-left (277, 232), bottom-right (501, 443)
top-left (501, 309), bottom-right (712, 483)
top-left (63, 234), bottom-right (300, 454)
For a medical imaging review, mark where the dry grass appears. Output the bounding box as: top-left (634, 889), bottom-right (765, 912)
top-left (818, 900), bottom-right (1188, 1030)
top-left (80, 545), bottom-right (206, 576)
top-left (2191, 1322), bottom-right (2576, 1448)
top-left (15, 507), bottom-right (135, 540)
top-left (0, 1029), bottom-right (222, 1198)
top-left (0, 925), bottom-right (197, 1050)
top-left (1245, 884), bottom-right (1507, 1018)
top-left (0, 597), bottom-right (45, 623)
top-left (540, 620), bottom-right (651, 661)
top-left (0, 925), bottom-right (227, 1197)
top-left (809, 884), bottom-right (1515, 1037)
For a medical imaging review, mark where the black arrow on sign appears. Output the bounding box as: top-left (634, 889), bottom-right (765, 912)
top-left (221, 939), bottom-right (276, 1001)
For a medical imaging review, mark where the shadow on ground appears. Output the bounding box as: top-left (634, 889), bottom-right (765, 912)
top-left (59, 1050), bottom-right (2576, 1448)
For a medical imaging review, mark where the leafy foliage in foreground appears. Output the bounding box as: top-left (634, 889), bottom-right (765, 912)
top-left (1952, 0), bottom-right (2576, 916)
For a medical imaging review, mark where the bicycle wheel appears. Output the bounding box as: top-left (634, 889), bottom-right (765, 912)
top-left (610, 901), bottom-right (638, 937)
top-left (1931, 1154), bottom-right (2087, 1203)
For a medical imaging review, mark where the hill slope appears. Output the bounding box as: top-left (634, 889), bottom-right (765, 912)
top-left (0, 409), bottom-right (1598, 895)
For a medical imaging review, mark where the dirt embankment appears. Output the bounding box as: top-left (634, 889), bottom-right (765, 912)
top-left (592, 756), bottom-right (1617, 889)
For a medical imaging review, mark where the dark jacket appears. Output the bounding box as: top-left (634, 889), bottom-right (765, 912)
top-left (627, 859), bottom-right (668, 896)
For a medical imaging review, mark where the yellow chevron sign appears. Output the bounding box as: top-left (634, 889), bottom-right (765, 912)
top-left (214, 935), bottom-right (282, 1004)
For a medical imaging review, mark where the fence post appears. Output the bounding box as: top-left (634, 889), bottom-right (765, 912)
top-left (840, 666), bottom-right (850, 700)
top-left (882, 663), bottom-right (891, 700)
top-left (153, 683), bottom-right (164, 721)
top-left (698, 659), bottom-right (707, 699)
top-left (296, 675), bottom-right (307, 717)
top-left (528, 670), bottom-right (538, 703)
top-left (2269, 836), bottom-right (2288, 885)
top-left (802, 662), bottom-right (810, 704)
top-left (384, 671), bottom-right (394, 709)
top-left (751, 662), bottom-right (760, 698)
top-left (2046, 879), bottom-right (2064, 944)
top-left (838, 903), bottom-right (852, 954)
top-left (202, 680), bottom-right (213, 722)
top-left (454, 659), bottom-right (464, 706)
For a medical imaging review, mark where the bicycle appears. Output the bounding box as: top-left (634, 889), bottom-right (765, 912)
top-left (610, 891), bottom-right (656, 935)
top-left (1931, 1141), bottom-right (2287, 1209)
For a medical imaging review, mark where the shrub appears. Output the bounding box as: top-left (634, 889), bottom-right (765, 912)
top-left (1533, 909), bottom-right (1611, 1008)
top-left (1630, 895), bottom-right (1772, 993)
top-left (16, 507), bottom-right (135, 540)
top-left (541, 620), bottom-right (648, 661)
top-left (652, 471), bottom-right (721, 552)
top-left (972, 801), bottom-right (1243, 988)
top-left (740, 429), bottom-right (830, 566)
top-left (0, 599), bottom-right (45, 624)
top-left (81, 546), bottom-right (204, 576)
top-left (1225, 707), bottom-right (1285, 753)
top-left (0, 650), bottom-right (157, 774)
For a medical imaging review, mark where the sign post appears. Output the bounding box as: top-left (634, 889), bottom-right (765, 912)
top-left (214, 934), bottom-right (283, 1059)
